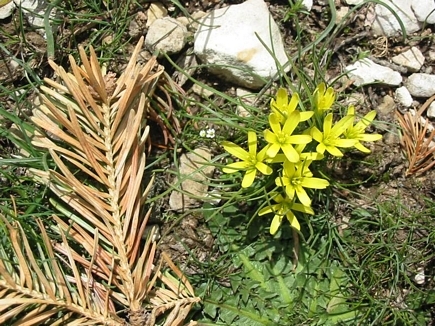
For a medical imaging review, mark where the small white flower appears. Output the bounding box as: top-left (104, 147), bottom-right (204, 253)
top-left (199, 130), bottom-right (206, 137)
top-left (206, 128), bottom-right (215, 138)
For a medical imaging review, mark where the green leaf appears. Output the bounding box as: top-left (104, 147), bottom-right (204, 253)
top-left (203, 301), bottom-right (218, 319)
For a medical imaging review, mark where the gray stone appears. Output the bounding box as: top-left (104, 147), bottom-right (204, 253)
top-left (345, 58), bottom-right (402, 86)
top-left (345, 0), bottom-right (364, 4)
top-left (394, 86), bottom-right (413, 107)
top-left (411, 0), bottom-right (435, 24)
top-left (392, 47), bottom-right (424, 72)
top-left (146, 2), bottom-right (167, 28)
top-left (405, 73), bottom-right (435, 97)
top-left (301, 0), bottom-right (313, 11)
top-left (371, 0), bottom-right (421, 36)
top-left (20, 0), bottom-right (58, 33)
top-left (145, 17), bottom-right (188, 55)
top-left (169, 148), bottom-right (214, 211)
top-left (0, 0), bottom-right (15, 19)
top-left (427, 102), bottom-right (435, 119)
top-left (194, 0), bottom-right (289, 89)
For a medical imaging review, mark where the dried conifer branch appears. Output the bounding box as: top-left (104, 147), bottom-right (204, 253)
top-left (396, 94), bottom-right (435, 176)
top-left (0, 37), bottom-right (199, 325)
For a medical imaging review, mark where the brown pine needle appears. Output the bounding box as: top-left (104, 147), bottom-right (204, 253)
top-left (396, 94), bottom-right (435, 176)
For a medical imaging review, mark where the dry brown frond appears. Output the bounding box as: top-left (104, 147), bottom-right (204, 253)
top-left (0, 37), bottom-right (199, 325)
top-left (0, 214), bottom-right (124, 325)
top-left (396, 94), bottom-right (435, 176)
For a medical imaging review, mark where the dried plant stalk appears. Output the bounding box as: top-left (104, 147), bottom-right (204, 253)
top-left (0, 37), bottom-right (199, 325)
top-left (396, 94), bottom-right (435, 176)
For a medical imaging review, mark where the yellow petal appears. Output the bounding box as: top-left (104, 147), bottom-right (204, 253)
top-left (222, 161), bottom-right (251, 173)
top-left (266, 143), bottom-right (280, 158)
top-left (334, 138), bottom-right (357, 148)
top-left (247, 131), bottom-right (257, 155)
top-left (358, 133), bottom-right (382, 142)
top-left (274, 88), bottom-right (288, 109)
top-left (292, 203), bottom-right (314, 215)
top-left (264, 129), bottom-right (277, 144)
top-left (288, 93), bottom-right (300, 112)
top-left (288, 134), bottom-right (312, 144)
top-left (325, 145), bottom-right (343, 157)
top-left (241, 169), bottom-right (256, 188)
top-left (301, 177), bottom-right (329, 189)
top-left (323, 113), bottom-right (333, 134)
top-left (300, 111), bottom-right (314, 121)
top-left (270, 214), bottom-right (283, 235)
top-left (285, 211), bottom-right (300, 230)
top-left (311, 127), bottom-right (324, 142)
top-left (256, 162), bottom-right (273, 175)
top-left (222, 141), bottom-right (250, 160)
top-left (354, 142), bottom-right (371, 153)
top-left (269, 113), bottom-right (282, 134)
top-left (354, 110), bottom-right (377, 129)
top-left (281, 143), bottom-right (300, 163)
top-left (316, 143), bottom-right (326, 154)
top-left (259, 204), bottom-right (275, 216)
top-left (282, 111), bottom-right (300, 135)
top-left (295, 186), bottom-right (311, 207)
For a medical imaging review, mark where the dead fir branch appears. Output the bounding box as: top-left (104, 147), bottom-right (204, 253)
top-left (396, 94), bottom-right (435, 176)
top-left (0, 37), bottom-right (199, 325)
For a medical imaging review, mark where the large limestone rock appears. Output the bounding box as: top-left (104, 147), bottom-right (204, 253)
top-left (194, 0), bottom-right (289, 89)
top-left (370, 0), bottom-right (421, 36)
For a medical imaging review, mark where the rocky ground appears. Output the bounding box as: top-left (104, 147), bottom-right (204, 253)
top-left (2, 0), bottom-right (435, 320)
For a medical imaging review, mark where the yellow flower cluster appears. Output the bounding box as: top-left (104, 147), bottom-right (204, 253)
top-left (222, 84), bottom-right (382, 235)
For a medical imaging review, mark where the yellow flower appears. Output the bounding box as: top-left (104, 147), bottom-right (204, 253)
top-left (314, 82), bottom-right (335, 113)
top-left (343, 106), bottom-right (382, 153)
top-left (259, 193), bottom-right (314, 234)
top-left (275, 159), bottom-right (329, 206)
top-left (311, 113), bottom-right (357, 157)
top-left (222, 131), bottom-right (273, 188)
top-left (264, 112), bottom-right (312, 163)
top-left (271, 88), bottom-right (313, 123)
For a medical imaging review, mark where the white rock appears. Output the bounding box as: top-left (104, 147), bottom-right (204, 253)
top-left (394, 86), bottom-right (413, 107)
top-left (0, 0), bottom-right (16, 19)
top-left (236, 88), bottom-right (255, 117)
top-left (345, 0), bottom-right (365, 4)
top-left (405, 73), bottom-right (435, 97)
top-left (20, 0), bottom-right (57, 32)
top-left (414, 267), bottom-right (425, 285)
top-left (145, 17), bottom-right (187, 55)
top-left (146, 2), bottom-right (168, 27)
top-left (191, 84), bottom-right (214, 98)
top-left (392, 47), bottom-right (424, 72)
top-left (428, 102), bottom-right (435, 118)
top-left (345, 58), bottom-right (402, 86)
top-left (176, 16), bottom-right (189, 27)
top-left (301, 0), bottom-right (313, 11)
top-left (188, 11), bottom-right (207, 32)
top-left (411, 0), bottom-right (435, 24)
top-left (169, 148), bottom-right (214, 211)
top-left (371, 0), bottom-right (421, 36)
top-left (336, 7), bottom-right (349, 24)
top-left (194, 0), bottom-right (289, 89)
